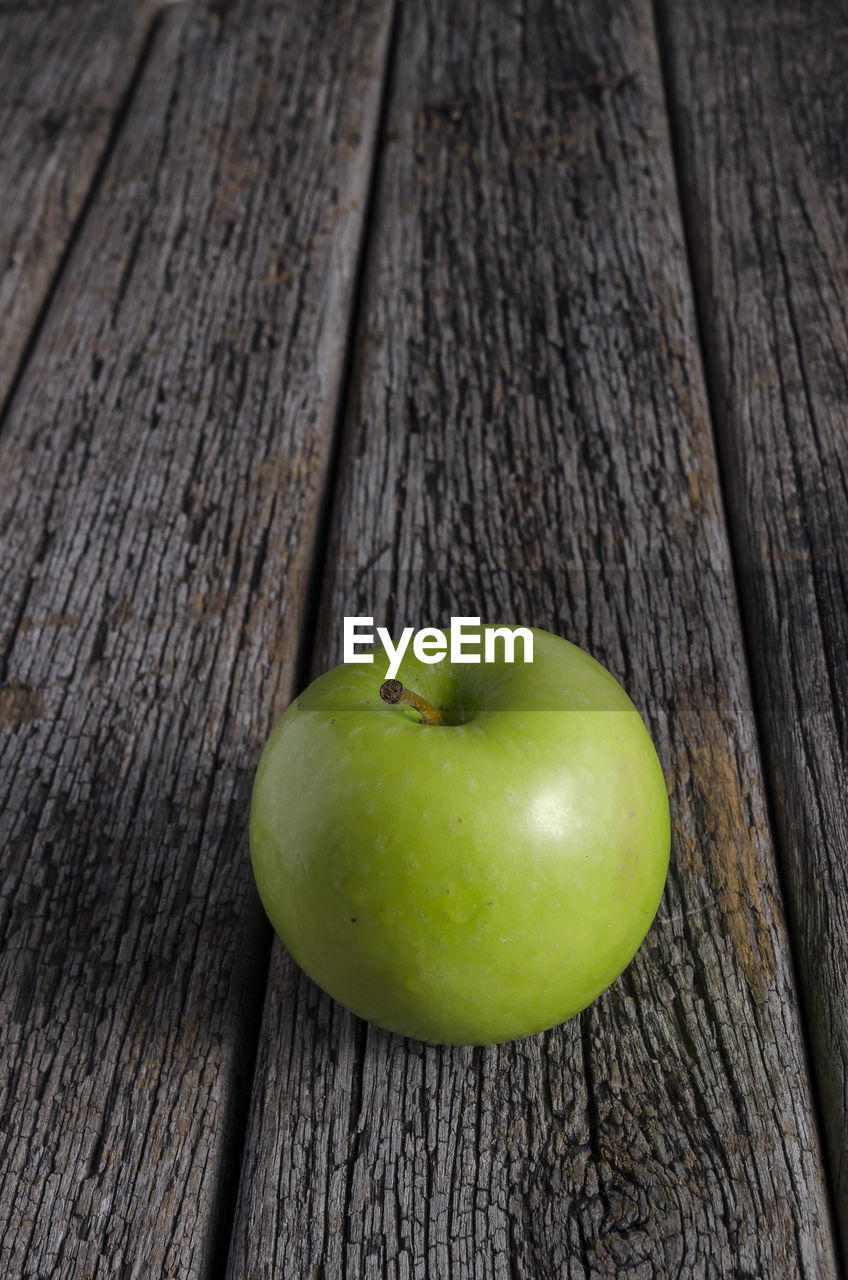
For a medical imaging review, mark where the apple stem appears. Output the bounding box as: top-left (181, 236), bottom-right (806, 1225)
top-left (379, 679), bottom-right (444, 726)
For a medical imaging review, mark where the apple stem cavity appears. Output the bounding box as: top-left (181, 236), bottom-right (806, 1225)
top-left (379, 679), bottom-right (444, 726)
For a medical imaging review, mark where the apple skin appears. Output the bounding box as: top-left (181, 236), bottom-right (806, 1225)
top-left (250, 627), bottom-right (670, 1045)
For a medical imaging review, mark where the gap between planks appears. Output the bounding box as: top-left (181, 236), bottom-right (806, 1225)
top-left (0, 5), bottom-right (162, 433)
top-left (211, 2), bottom-right (402, 1275)
top-left (648, 0), bottom-right (842, 1260)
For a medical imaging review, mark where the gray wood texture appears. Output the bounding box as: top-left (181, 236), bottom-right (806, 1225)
top-left (655, 0), bottom-right (848, 1253)
top-left (226, 0), bottom-right (840, 1275)
top-left (0, 0), bottom-right (156, 410)
top-left (0, 0), bottom-right (394, 1274)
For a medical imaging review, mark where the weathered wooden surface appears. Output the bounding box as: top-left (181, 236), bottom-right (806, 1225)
top-left (3, 0), bottom-right (844, 1276)
top-left (226, 0), bottom-right (839, 1276)
top-left (655, 0), bottom-right (848, 1253)
top-left (0, 0), bottom-right (394, 1274)
top-left (0, 0), bottom-right (156, 411)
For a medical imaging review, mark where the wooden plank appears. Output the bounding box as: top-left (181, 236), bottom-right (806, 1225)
top-left (225, 0), bottom-right (840, 1275)
top-left (0, 0), bottom-right (157, 410)
top-left (0, 0), bottom-right (394, 1274)
top-left (655, 0), bottom-right (848, 1253)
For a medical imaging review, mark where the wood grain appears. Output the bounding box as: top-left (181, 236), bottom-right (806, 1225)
top-left (0, 0), bottom-right (157, 411)
top-left (0, 0), bottom-right (394, 1274)
top-left (655, 0), bottom-right (848, 1254)
top-left (227, 0), bottom-right (839, 1275)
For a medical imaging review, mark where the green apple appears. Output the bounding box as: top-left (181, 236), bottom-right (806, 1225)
top-left (250, 626), bottom-right (670, 1044)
